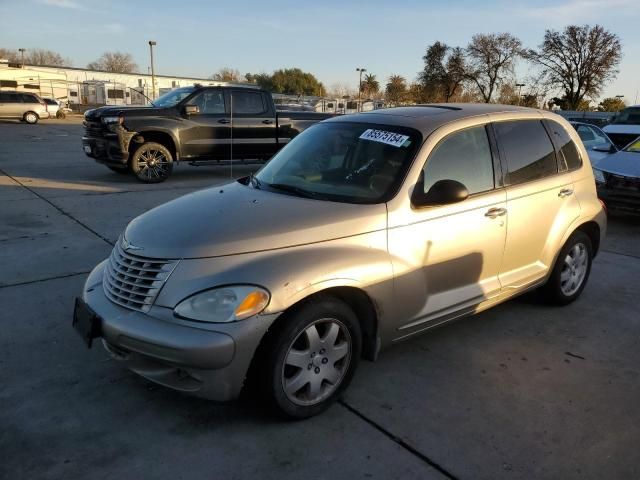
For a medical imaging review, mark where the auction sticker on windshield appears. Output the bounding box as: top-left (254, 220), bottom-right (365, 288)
top-left (359, 129), bottom-right (410, 148)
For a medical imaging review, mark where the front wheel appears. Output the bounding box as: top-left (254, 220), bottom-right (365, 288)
top-left (540, 231), bottom-right (593, 305)
top-left (130, 142), bottom-right (173, 183)
top-left (23, 112), bottom-right (39, 124)
top-left (261, 296), bottom-right (361, 419)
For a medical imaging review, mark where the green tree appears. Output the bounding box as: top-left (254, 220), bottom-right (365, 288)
top-left (245, 73), bottom-right (274, 91)
top-left (269, 68), bottom-right (325, 96)
top-left (529, 25), bottom-right (622, 111)
top-left (360, 73), bottom-right (380, 98)
top-left (385, 75), bottom-right (407, 106)
top-left (466, 33), bottom-right (523, 103)
top-left (598, 97), bottom-right (626, 112)
top-left (418, 42), bottom-right (467, 102)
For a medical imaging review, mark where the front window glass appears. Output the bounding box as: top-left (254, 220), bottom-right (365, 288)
top-left (612, 108), bottom-right (640, 125)
top-left (255, 122), bottom-right (421, 203)
top-left (623, 138), bottom-right (640, 153)
top-left (422, 126), bottom-right (494, 195)
top-left (188, 90), bottom-right (225, 114)
top-left (153, 86), bottom-right (195, 107)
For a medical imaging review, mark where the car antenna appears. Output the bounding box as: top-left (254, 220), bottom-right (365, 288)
top-left (230, 91), bottom-right (233, 179)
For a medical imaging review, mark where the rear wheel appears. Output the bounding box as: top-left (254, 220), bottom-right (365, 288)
top-left (260, 296), bottom-right (361, 419)
top-left (541, 231), bottom-right (593, 305)
top-left (130, 142), bottom-right (173, 183)
top-left (23, 112), bottom-right (38, 124)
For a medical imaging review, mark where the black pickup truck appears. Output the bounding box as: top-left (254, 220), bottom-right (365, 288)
top-left (82, 85), bottom-right (333, 183)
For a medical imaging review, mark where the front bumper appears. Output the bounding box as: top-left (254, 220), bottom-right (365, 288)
top-left (78, 261), bottom-right (278, 401)
top-left (597, 177), bottom-right (640, 214)
top-left (82, 135), bottom-right (129, 166)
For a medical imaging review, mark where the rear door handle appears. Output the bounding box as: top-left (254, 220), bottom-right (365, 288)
top-left (262, 119), bottom-right (274, 125)
top-left (558, 188), bottom-right (574, 198)
top-left (485, 207), bottom-right (507, 218)
top-left (218, 119), bottom-right (230, 124)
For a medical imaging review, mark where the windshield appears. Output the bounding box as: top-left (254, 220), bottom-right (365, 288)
top-left (255, 122), bottom-right (421, 204)
top-left (623, 138), bottom-right (640, 153)
top-left (612, 107), bottom-right (640, 125)
top-left (153, 86), bottom-right (196, 107)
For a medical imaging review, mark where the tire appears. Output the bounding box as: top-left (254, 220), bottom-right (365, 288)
top-left (260, 295), bottom-right (362, 419)
top-left (107, 165), bottom-right (130, 175)
top-left (23, 112), bottom-right (39, 124)
top-left (540, 231), bottom-right (593, 305)
top-left (130, 142), bottom-right (173, 183)
top-left (56, 110), bottom-right (66, 119)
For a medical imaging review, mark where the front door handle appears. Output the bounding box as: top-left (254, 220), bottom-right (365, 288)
top-left (262, 119), bottom-right (274, 125)
top-left (218, 119), bottom-right (230, 124)
top-left (558, 188), bottom-right (574, 198)
top-left (485, 207), bottom-right (507, 218)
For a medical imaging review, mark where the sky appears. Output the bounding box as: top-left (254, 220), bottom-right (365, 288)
top-left (0, 0), bottom-right (638, 103)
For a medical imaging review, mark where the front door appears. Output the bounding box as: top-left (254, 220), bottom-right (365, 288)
top-left (179, 89), bottom-right (230, 160)
top-left (389, 125), bottom-right (507, 334)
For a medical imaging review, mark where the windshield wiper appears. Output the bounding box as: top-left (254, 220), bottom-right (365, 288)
top-left (266, 183), bottom-right (321, 199)
top-left (249, 172), bottom-right (262, 189)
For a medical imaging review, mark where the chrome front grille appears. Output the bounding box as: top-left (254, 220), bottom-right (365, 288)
top-left (103, 243), bottom-right (177, 312)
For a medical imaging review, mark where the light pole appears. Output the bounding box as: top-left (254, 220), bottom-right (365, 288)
top-left (515, 83), bottom-right (525, 106)
top-left (18, 48), bottom-right (26, 67)
top-left (356, 67), bottom-right (366, 112)
top-left (148, 41), bottom-right (157, 101)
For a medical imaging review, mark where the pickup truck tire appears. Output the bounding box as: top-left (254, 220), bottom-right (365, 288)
top-left (130, 142), bottom-right (173, 183)
top-left (107, 166), bottom-right (130, 174)
top-left (259, 295), bottom-right (362, 419)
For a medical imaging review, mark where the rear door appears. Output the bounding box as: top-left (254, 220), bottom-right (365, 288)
top-left (0, 93), bottom-right (21, 117)
top-left (179, 88), bottom-right (230, 160)
top-left (227, 89), bottom-right (277, 159)
top-left (495, 119), bottom-right (581, 289)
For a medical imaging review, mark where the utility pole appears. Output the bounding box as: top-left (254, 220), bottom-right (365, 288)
top-left (18, 48), bottom-right (26, 67)
top-left (515, 83), bottom-right (525, 106)
top-left (356, 67), bottom-right (366, 112)
top-left (148, 41), bottom-right (157, 101)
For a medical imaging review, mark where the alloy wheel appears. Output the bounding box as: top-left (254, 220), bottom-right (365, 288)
top-left (560, 242), bottom-right (589, 296)
top-left (281, 318), bottom-right (352, 407)
top-left (137, 149), bottom-right (170, 180)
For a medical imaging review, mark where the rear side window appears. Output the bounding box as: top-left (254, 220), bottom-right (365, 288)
top-left (495, 120), bottom-right (557, 185)
top-left (423, 126), bottom-right (495, 195)
top-left (231, 91), bottom-right (266, 115)
top-left (547, 121), bottom-right (582, 171)
top-left (20, 94), bottom-right (38, 103)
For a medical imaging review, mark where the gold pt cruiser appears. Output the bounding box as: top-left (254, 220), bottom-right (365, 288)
top-left (74, 104), bottom-right (606, 418)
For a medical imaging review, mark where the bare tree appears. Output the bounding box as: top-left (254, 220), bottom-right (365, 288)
top-left (87, 52), bottom-right (138, 73)
top-left (211, 67), bottom-right (242, 82)
top-left (466, 33), bottom-right (523, 103)
top-left (528, 25), bottom-right (622, 111)
top-left (1, 48), bottom-right (70, 66)
top-left (418, 42), bottom-right (467, 103)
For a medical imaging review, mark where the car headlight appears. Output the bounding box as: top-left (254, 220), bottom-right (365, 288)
top-left (174, 286), bottom-right (270, 323)
top-left (101, 115), bottom-right (122, 125)
top-left (593, 168), bottom-right (606, 184)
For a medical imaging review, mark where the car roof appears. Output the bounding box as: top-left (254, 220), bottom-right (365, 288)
top-left (323, 103), bottom-right (540, 136)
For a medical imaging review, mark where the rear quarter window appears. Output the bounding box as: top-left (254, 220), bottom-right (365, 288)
top-left (546, 120), bottom-right (583, 171)
top-left (494, 120), bottom-right (557, 185)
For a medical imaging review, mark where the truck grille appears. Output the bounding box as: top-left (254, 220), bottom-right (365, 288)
top-left (83, 120), bottom-right (105, 138)
top-left (103, 243), bottom-right (177, 312)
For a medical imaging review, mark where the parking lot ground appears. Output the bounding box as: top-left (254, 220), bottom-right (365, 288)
top-left (1, 120), bottom-right (639, 479)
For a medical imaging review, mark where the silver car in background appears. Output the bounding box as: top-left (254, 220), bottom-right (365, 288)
top-left (0, 91), bottom-right (49, 124)
top-left (74, 104), bottom-right (606, 418)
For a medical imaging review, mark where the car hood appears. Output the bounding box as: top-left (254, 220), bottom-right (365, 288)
top-left (84, 105), bottom-right (169, 121)
top-left (596, 151), bottom-right (640, 178)
top-left (122, 181), bottom-right (387, 259)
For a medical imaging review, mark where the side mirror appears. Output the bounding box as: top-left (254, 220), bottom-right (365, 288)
top-left (412, 179), bottom-right (469, 207)
top-left (592, 144), bottom-right (616, 153)
top-left (184, 104), bottom-right (200, 115)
